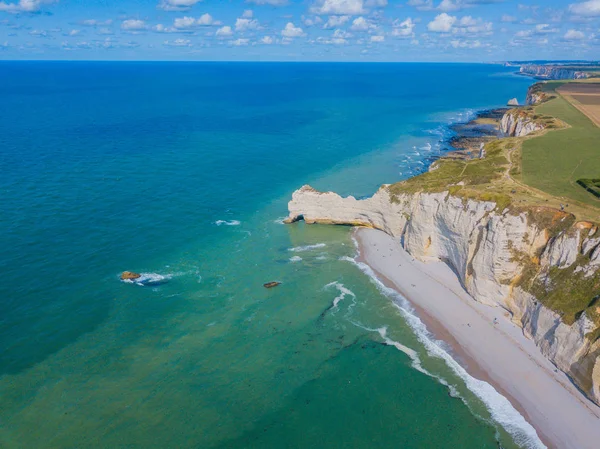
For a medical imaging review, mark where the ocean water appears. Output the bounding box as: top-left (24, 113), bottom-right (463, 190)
top-left (0, 62), bottom-right (535, 448)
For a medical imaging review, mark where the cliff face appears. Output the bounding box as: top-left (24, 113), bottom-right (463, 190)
top-left (520, 65), bottom-right (590, 80)
top-left (500, 109), bottom-right (545, 137)
top-left (525, 83), bottom-right (550, 106)
top-left (286, 185), bottom-right (600, 406)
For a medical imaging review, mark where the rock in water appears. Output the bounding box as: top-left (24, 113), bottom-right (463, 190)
top-left (507, 98), bottom-right (519, 106)
top-left (121, 271), bottom-right (141, 280)
top-left (263, 281), bottom-right (281, 289)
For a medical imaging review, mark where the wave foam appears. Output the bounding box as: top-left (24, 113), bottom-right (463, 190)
top-left (340, 254), bottom-right (545, 449)
top-left (215, 220), bottom-right (241, 226)
top-left (289, 256), bottom-right (302, 263)
top-left (324, 281), bottom-right (356, 309)
top-left (288, 243), bottom-right (326, 252)
top-left (121, 272), bottom-right (171, 286)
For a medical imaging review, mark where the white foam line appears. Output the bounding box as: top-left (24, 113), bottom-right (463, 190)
top-left (324, 281), bottom-right (356, 309)
top-left (288, 243), bottom-right (326, 253)
top-left (121, 272), bottom-right (171, 286)
top-left (340, 254), bottom-right (546, 449)
top-left (215, 220), bottom-right (241, 226)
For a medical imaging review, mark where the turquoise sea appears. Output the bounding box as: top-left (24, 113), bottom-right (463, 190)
top-left (0, 62), bottom-right (535, 448)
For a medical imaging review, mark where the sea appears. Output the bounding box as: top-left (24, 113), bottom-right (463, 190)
top-left (0, 62), bottom-right (536, 448)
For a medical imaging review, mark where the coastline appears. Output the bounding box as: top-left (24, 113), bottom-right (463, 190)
top-left (354, 227), bottom-right (600, 449)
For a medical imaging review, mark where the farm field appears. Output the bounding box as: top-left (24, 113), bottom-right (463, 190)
top-left (558, 83), bottom-right (600, 127)
top-left (520, 84), bottom-right (600, 206)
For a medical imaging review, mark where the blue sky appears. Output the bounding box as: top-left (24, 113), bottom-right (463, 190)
top-left (0, 0), bottom-right (599, 61)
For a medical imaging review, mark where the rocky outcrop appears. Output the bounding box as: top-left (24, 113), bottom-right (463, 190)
top-left (121, 271), bottom-right (141, 280)
top-left (526, 83), bottom-right (550, 105)
top-left (500, 109), bottom-right (545, 137)
top-left (520, 64), bottom-right (590, 80)
top-left (286, 185), bottom-right (600, 406)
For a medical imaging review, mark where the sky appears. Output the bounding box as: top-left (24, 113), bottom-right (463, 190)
top-left (0, 0), bottom-right (599, 61)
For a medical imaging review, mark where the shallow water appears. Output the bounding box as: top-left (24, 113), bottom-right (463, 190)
top-left (0, 62), bottom-right (534, 448)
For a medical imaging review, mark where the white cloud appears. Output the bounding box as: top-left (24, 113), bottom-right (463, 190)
top-left (303, 16), bottom-right (323, 26)
top-left (370, 34), bottom-right (384, 42)
top-left (450, 38), bottom-right (484, 48)
top-left (391, 17), bottom-right (415, 37)
top-left (231, 38), bottom-right (250, 45)
top-left (174, 16), bottom-right (196, 29)
top-left (171, 14), bottom-right (219, 30)
top-left (501, 14), bottom-right (517, 23)
top-left (323, 15), bottom-right (349, 28)
top-left (69, 29), bottom-right (80, 36)
top-left (281, 22), bottom-right (304, 37)
top-left (215, 25), bottom-right (233, 37)
top-left (242, 10), bottom-right (253, 18)
top-left (350, 16), bottom-right (371, 31)
top-left (197, 13), bottom-right (218, 25)
top-left (438, 0), bottom-right (461, 12)
top-left (366, 0), bottom-right (387, 6)
top-left (311, 0), bottom-right (365, 15)
top-left (0, 0), bottom-right (55, 14)
top-left (153, 24), bottom-right (173, 33)
top-left (564, 29), bottom-right (585, 40)
top-left (236, 17), bottom-right (260, 31)
top-left (533, 23), bottom-right (558, 34)
top-left (427, 13), bottom-right (456, 32)
top-left (315, 29), bottom-right (349, 44)
top-left (452, 15), bottom-right (492, 35)
top-left (260, 35), bottom-right (274, 44)
top-left (333, 28), bottom-right (351, 38)
top-left (407, 0), bottom-right (433, 11)
top-left (459, 15), bottom-right (476, 26)
top-left (121, 19), bottom-right (147, 31)
top-left (513, 23), bottom-right (558, 40)
top-left (158, 0), bottom-right (202, 12)
top-left (163, 38), bottom-right (192, 46)
top-left (569, 0), bottom-right (600, 17)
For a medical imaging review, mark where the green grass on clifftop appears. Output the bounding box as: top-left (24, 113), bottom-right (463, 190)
top-left (520, 88), bottom-right (600, 206)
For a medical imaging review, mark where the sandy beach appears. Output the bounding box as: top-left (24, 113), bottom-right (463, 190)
top-left (355, 227), bottom-right (600, 449)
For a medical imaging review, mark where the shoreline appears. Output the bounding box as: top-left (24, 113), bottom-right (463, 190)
top-left (354, 227), bottom-right (600, 449)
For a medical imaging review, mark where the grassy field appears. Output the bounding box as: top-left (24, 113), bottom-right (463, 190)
top-left (520, 86), bottom-right (600, 206)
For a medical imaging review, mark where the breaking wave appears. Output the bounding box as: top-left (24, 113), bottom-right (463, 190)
top-left (288, 243), bottom-right (326, 252)
top-left (340, 253), bottom-right (546, 449)
top-left (324, 281), bottom-right (356, 309)
top-left (215, 220), bottom-right (241, 226)
top-left (121, 272), bottom-right (171, 286)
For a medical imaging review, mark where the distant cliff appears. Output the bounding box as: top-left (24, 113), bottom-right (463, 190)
top-left (525, 83), bottom-right (550, 105)
top-left (520, 64), bottom-right (590, 80)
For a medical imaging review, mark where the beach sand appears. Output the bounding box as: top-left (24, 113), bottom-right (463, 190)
top-left (355, 227), bottom-right (600, 449)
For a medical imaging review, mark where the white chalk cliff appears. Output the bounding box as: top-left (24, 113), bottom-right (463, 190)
top-left (520, 65), bottom-right (590, 80)
top-left (500, 109), bottom-right (545, 137)
top-left (285, 185), bottom-right (600, 406)
top-left (525, 83), bottom-right (549, 106)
